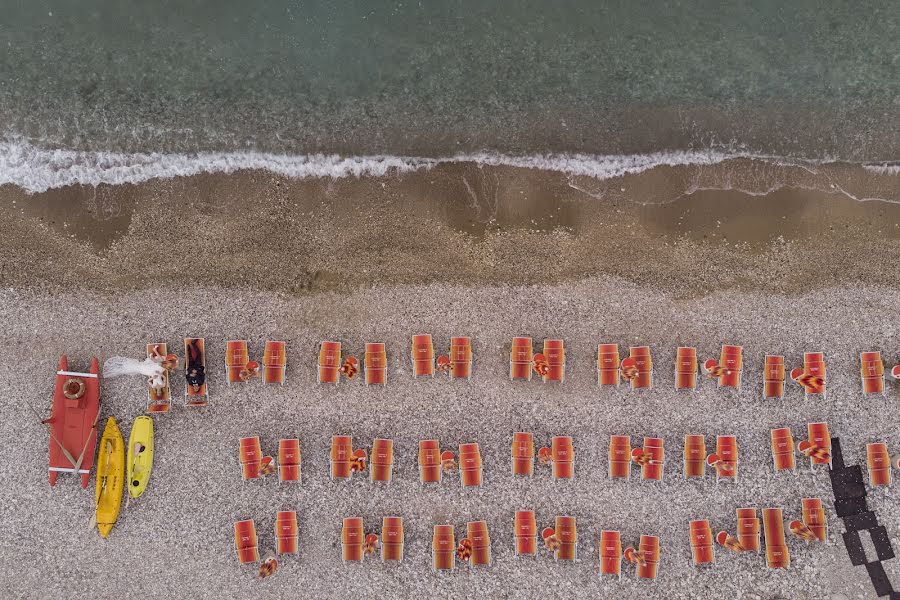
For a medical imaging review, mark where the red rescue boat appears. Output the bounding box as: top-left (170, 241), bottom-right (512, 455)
top-left (46, 355), bottom-right (101, 488)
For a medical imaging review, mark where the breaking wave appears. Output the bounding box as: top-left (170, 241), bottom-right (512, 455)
top-left (0, 138), bottom-right (896, 197)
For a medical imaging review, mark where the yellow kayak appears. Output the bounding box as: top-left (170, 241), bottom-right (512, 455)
top-left (127, 416), bottom-right (154, 498)
top-left (95, 417), bottom-right (124, 538)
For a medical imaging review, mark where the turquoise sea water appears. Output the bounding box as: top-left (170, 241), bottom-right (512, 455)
top-left (0, 0), bottom-right (898, 159)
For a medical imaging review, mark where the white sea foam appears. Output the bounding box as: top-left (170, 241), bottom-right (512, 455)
top-left (1, 138), bottom-right (896, 195)
top-left (0, 138), bottom-right (751, 194)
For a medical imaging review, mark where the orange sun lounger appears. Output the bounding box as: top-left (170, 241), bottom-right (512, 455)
top-left (599, 530), bottom-right (622, 577)
top-left (225, 340), bottom-right (259, 384)
top-left (235, 519), bottom-right (260, 564)
top-left (634, 535), bottom-right (661, 580)
top-left (331, 435), bottom-right (365, 480)
top-left (770, 427), bottom-right (796, 472)
top-left (801, 422), bottom-right (832, 468)
top-left (704, 345), bottom-right (742, 390)
top-left (466, 521), bottom-right (491, 566)
top-left (763, 355), bottom-right (786, 400)
top-left (552, 516), bottom-right (577, 561)
top-left (371, 438), bottom-right (394, 483)
top-left (239, 436), bottom-right (263, 481)
top-left (597, 343), bottom-right (621, 386)
top-left (318, 341), bottom-right (343, 384)
top-left (675, 347), bottom-right (698, 390)
top-left (341, 517), bottom-right (366, 562)
top-left (638, 437), bottom-right (664, 481)
top-left (411, 334), bottom-right (434, 378)
top-left (550, 436), bottom-right (574, 480)
top-left (689, 519), bottom-right (715, 566)
top-left (275, 510), bottom-right (299, 555)
top-left (512, 432), bottom-right (535, 477)
top-left (801, 498), bottom-right (827, 542)
top-left (510, 337), bottom-right (534, 381)
top-left (867, 442), bottom-right (892, 487)
top-left (146, 343), bottom-right (172, 413)
top-left (365, 343), bottom-right (387, 386)
top-left (861, 351), bottom-right (885, 395)
top-left (459, 443), bottom-right (483, 487)
top-left (624, 346), bottom-right (653, 390)
top-left (449, 336), bottom-right (473, 380)
top-left (262, 341), bottom-right (287, 385)
top-left (277, 438), bottom-right (301, 483)
top-left (185, 338), bottom-right (208, 405)
top-left (514, 510), bottom-right (538, 556)
top-left (419, 439), bottom-right (443, 484)
top-left (683, 434), bottom-right (706, 478)
top-left (736, 507), bottom-right (760, 553)
top-left (609, 435), bottom-right (632, 479)
top-left (762, 508), bottom-right (789, 569)
top-left (791, 352), bottom-right (826, 398)
top-left (433, 525), bottom-right (456, 571)
top-left (712, 435), bottom-right (738, 482)
top-left (381, 517), bottom-right (404, 562)
top-left (541, 339), bottom-right (565, 383)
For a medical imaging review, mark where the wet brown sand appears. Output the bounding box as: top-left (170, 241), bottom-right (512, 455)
top-left (1, 158), bottom-right (899, 297)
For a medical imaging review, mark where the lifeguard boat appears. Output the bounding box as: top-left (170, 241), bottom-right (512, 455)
top-left (47, 356), bottom-right (101, 488)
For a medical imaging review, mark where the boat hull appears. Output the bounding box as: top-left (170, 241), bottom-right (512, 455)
top-left (95, 417), bottom-right (125, 538)
top-left (127, 416), bottom-right (154, 498)
top-left (48, 356), bottom-right (101, 488)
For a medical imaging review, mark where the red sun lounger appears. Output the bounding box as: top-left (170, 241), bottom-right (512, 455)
top-left (736, 507), bottom-right (760, 553)
top-left (331, 435), bottom-right (366, 480)
top-left (448, 336), bottom-right (473, 380)
top-left (465, 521), bottom-right (491, 567)
top-left (239, 436), bottom-right (263, 481)
top-left (341, 517), bottom-right (366, 562)
top-left (364, 343), bottom-right (387, 386)
top-left (512, 432), bottom-right (535, 477)
top-left (510, 337), bottom-right (534, 381)
top-left (225, 340), bottom-right (259, 384)
top-left (704, 345), bottom-right (742, 390)
top-left (597, 343), bottom-right (621, 386)
top-left (235, 519), bottom-right (260, 564)
top-left (689, 520), bottom-right (715, 567)
top-left (635, 437), bottom-right (664, 481)
top-left (459, 443), bottom-right (483, 487)
top-left (801, 498), bottom-right (827, 542)
top-left (763, 355), bottom-right (785, 400)
top-left (599, 530), bottom-right (622, 577)
top-left (371, 438), bottom-right (394, 483)
top-left (800, 422), bottom-right (832, 468)
top-left (634, 535), bottom-right (661, 580)
top-left (770, 427), bottom-right (796, 472)
top-left (861, 351), bottom-right (885, 396)
top-left (763, 508), bottom-right (789, 569)
top-left (411, 334), bottom-right (434, 378)
top-left (541, 339), bottom-right (565, 382)
top-left (624, 346), bottom-right (653, 390)
top-left (262, 341), bottom-right (286, 385)
top-left (419, 439), bottom-right (443, 484)
top-left (683, 434), bottom-right (706, 478)
top-left (675, 347), bottom-right (698, 390)
top-left (278, 438), bottom-right (301, 483)
top-left (711, 435), bottom-right (738, 482)
top-left (550, 436), bottom-right (574, 480)
top-left (318, 341), bottom-right (343, 384)
top-left (514, 510), bottom-right (538, 556)
top-left (609, 435), bottom-right (632, 479)
top-left (549, 516), bottom-right (577, 562)
top-left (791, 352), bottom-right (826, 398)
top-left (275, 510), bottom-right (299, 555)
top-left (381, 517), bottom-right (404, 562)
top-left (867, 442), bottom-right (892, 487)
top-left (433, 525), bottom-right (456, 571)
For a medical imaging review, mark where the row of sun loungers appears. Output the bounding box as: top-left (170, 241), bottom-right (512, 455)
top-left (142, 339), bottom-right (900, 414)
top-left (236, 424), bottom-right (897, 486)
top-left (236, 503), bottom-right (822, 573)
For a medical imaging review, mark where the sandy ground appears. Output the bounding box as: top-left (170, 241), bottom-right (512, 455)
top-left (1, 163), bottom-right (900, 599)
top-left (2, 279), bottom-right (900, 600)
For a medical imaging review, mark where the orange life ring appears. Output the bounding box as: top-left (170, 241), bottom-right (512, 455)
top-left (62, 378), bottom-right (85, 400)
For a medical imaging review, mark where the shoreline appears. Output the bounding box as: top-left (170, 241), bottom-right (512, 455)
top-left (1, 159), bottom-right (899, 297)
